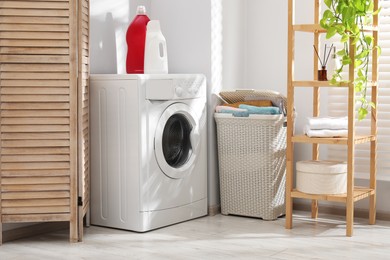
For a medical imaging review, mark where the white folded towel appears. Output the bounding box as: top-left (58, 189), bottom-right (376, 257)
top-left (307, 116), bottom-right (348, 130)
top-left (304, 125), bottom-right (348, 138)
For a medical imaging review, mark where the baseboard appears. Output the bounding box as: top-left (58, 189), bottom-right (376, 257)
top-left (3, 222), bottom-right (69, 243)
top-left (208, 205), bottom-right (221, 216)
top-left (293, 202), bottom-right (390, 221)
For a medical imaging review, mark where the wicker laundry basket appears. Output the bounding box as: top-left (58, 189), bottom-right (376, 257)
top-left (215, 89), bottom-right (287, 220)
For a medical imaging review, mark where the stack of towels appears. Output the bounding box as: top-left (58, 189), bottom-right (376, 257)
top-left (304, 117), bottom-right (348, 137)
top-left (216, 100), bottom-right (282, 117)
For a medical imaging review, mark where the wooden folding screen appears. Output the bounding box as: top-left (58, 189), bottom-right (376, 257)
top-left (0, 0), bottom-right (89, 243)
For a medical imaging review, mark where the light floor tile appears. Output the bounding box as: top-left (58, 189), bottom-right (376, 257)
top-left (0, 212), bottom-right (389, 259)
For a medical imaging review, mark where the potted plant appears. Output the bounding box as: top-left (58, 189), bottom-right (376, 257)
top-left (320, 0), bottom-right (381, 120)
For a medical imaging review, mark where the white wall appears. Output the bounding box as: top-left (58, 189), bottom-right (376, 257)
top-left (90, 0), bottom-right (151, 74)
top-left (222, 0), bottom-right (246, 90)
top-left (90, 0), bottom-right (220, 208)
top-left (236, 0), bottom-right (390, 215)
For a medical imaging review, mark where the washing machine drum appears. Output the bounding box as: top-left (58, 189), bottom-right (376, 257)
top-left (155, 103), bottom-right (201, 179)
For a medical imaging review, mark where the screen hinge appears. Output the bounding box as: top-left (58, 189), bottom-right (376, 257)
top-left (78, 196), bottom-right (83, 206)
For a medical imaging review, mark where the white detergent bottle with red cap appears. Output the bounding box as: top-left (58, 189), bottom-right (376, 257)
top-left (144, 20), bottom-right (168, 74)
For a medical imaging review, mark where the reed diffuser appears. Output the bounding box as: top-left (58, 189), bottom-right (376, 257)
top-left (313, 44), bottom-right (333, 81)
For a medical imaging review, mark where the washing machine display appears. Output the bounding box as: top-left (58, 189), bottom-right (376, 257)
top-left (90, 74), bottom-right (207, 232)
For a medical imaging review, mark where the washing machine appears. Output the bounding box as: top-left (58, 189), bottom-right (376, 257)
top-left (90, 74), bottom-right (207, 232)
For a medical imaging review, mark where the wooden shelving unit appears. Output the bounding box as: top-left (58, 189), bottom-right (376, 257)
top-left (0, 0), bottom-right (90, 243)
top-left (286, 0), bottom-right (378, 237)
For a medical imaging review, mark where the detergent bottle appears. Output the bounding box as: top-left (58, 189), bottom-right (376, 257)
top-left (144, 20), bottom-right (168, 74)
top-left (126, 5), bottom-right (150, 73)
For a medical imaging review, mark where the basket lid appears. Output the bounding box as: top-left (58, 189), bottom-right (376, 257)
top-left (296, 160), bottom-right (347, 174)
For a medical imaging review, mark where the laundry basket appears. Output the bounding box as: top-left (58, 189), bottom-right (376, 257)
top-left (214, 89), bottom-right (287, 220)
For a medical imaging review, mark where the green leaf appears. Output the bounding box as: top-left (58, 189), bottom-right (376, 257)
top-left (375, 46), bottom-right (382, 56)
top-left (365, 35), bottom-right (373, 46)
top-left (372, 6), bottom-right (382, 16)
top-left (324, 0), bottom-right (332, 8)
top-left (358, 107), bottom-right (368, 121)
top-left (329, 78), bottom-right (339, 86)
top-left (357, 68), bottom-right (364, 78)
top-left (355, 50), bottom-right (369, 59)
top-left (320, 18), bottom-right (329, 29)
top-left (337, 49), bottom-right (347, 56)
top-left (355, 59), bottom-right (363, 68)
top-left (323, 9), bottom-right (334, 19)
top-left (355, 82), bottom-right (363, 92)
top-left (341, 34), bottom-right (349, 43)
top-left (342, 56), bottom-right (352, 65)
top-left (351, 24), bottom-right (360, 34)
top-left (336, 24), bottom-right (346, 34)
top-left (326, 27), bottom-right (337, 39)
top-left (352, 36), bottom-right (360, 45)
top-left (369, 102), bottom-right (376, 109)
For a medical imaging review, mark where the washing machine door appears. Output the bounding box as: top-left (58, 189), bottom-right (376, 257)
top-left (154, 103), bottom-right (200, 179)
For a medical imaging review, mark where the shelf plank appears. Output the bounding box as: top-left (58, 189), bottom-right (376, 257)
top-left (293, 24), bottom-right (326, 33)
top-left (293, 81), bottom-right (349, 87)
top-left (291, 187), bottom-right (375, 203)
top-left (293, 24), bottom-right (378, 33)
top-left (292, 80), bottom-right (377, 88)
top-left (292, 135), bottom-right (375, 145)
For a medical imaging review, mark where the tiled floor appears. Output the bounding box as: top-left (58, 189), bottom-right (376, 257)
top-left (1, 212), bottom-right (390, 259)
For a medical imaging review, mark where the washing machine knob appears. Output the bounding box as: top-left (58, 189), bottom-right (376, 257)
top-left (175, 86), bottom-right (183, 97)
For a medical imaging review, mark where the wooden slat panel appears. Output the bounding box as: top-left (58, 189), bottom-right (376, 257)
top-left (2, 214), bottom-right (70, 223)
top-left (2, 176), bottom-right (69, 185)
top-left (1, 132), bottom-right (69, 140)
top-left (0, 24), bottom-right (68, 32)
top-left (0, 39), bottom-right (69, 47)
top-left (2, 206), bottom-right (69, 214)
top-left (1, 87), bottom-right (69, 95)
top-left (1, 147), bottom-right (70, 155)
top-left (2, 184), bottom-right (70, 192)
top-left (1, 47), bottom-right (69, 55)
top-left (1, 125), bottom-right (69, 132)
top-left (0, 55), bottom-right (69, 63)
top-left (3, 197), bottom-right (69, 208)
top-left (0, 1), bottom-right (69, 9)
top-left (1, 154), bottom-right (70, 162)
top-left (1, 95), bottom-right (69, 102)
top-left (1, 110), bottom-right (70, 117)
top-left (2, 140), bottom-right (70, 147)
top-left (0, 31), bottom-right (69, 39)
top-left (0, 9), bottom-right (69, 17)
top-left (1, 72), bottom-right (69, 79)
top-left (0, 16), bottom-right (69, 25)
top-left (1, 162), bottom-right (70, 170)
top-left (2, 169), bottom-right (70, 177)
top-left (0, 79), bottom-right (69, 87)
top-left (2, 198), bottom-right (70, 208)
top-left (1, 117), bottom-right (69, 125)
top-left (2, 191), bottom-right (69, 200)
top-left (0, 64), bottom-right (69, 72)
top-left (1, 103), bottom-right (70, 110)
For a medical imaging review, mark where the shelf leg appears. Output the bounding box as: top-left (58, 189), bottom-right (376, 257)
top-left (0, 223), bottom-right (2, 245)
top-left (285, 159), bottom-right (293, 229)
top-left (311, 200), bottom-right (318, 219)
top-left (369, 195), bottom-right (376, 225)
top-left (346, 201), bottom-right (354, 237)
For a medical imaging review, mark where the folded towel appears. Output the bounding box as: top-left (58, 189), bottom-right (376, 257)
top-left (304, 125), bottom-right (348, 137)
top-left (307, 116), bottom-right (348, 130)
top-left (238, 105), bottom-right (280, 115)
top-left (215, 105), bottom-right (247, 113)
top-left (226, 100), bottom-right (273, 108)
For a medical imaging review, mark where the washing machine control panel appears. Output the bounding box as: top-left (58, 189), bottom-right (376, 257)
top-left (145, 75), bottom-right (205, 100)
